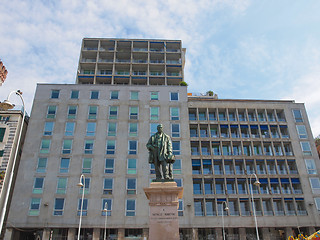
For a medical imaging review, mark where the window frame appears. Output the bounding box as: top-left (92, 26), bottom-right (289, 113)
top-left (110, 91), bottom-right (119, 100)
top-left (82, 158), bottom-right (92, 174)
top-left (62, 139), bottom-right (73, 154)
top-left (128, 140), bottom-right (138, 155)
top-left (170, 92), bottom-right (179, 101)
top-left (130, 91), bottom-right (139, 100)
top-left (91, 90), bottom-right (99, 99)
top-left (150, 92), bottom-right (159, 100)
top-left (84, 140), bottom-right (94, 154)
top-left (106, 140), bottom-right (116, 155)
top-left (43, 122), bottom-right (54, 136)
top-left (126, 199), bottom-right (136, 216)
top-left (60, 158), bottom-right (70, 173)
top-left (51, 90), bottom-right (60, 99)
top-left (170, 107), bottom-right (180, 120)
top-left (70, 90), bottom-right (79, 99)
top-left (29, 198), bottom-right (41, 216)
top-left (103, 178), bottom-right (113, 194)
top-left (53, 198), bottom-right (65, 216)
top-left (65, 122), bottom-right (75, 136)
top-left (67, 105), bottom-right (77, 119)
top-left (105, 158), bottom-right (114, 174)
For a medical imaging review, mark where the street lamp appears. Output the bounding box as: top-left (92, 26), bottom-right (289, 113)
top-left (249, 173), bottom-right (261, 240)
top-left (103, 201), bottom-right (108, 240)
top-left (221, 201), bottom-right (229, 240)
top-left (77, 174), bottom-right (86, 240)
top-left (0, 90), bottom-right (25, 236)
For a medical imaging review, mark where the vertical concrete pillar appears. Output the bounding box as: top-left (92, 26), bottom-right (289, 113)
top-left (42, 229), bottom-right (51, 240)
top-left (285, 227), bottom-right (293, 240)
top-left (93, 228), bottom-right (100, 240)
top-left (216, 227), bottom-right (222, 240)
top-left (239, 228), bottom-right (246, 240)
top-left (261, 228), bottom-right (271, 240)
top-left (192, 228), bottom-right (198, 240)
top-left (68, 228), bottom-right (75, 240)
top-left (142, 228), bottom-right (149, 239)
top-left (118, 228), bottom-right (125, 240)
top-left (3, 228), bottom-right (13, 240)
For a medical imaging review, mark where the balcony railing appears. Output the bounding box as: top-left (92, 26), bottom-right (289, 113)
top-left (150, 59), bottom-right (164, 63)
top-left (150, 72), bottom-right (164, 76)
top-left (116, 59), bottom-right (131, 63)
top-left (275, 210), bottom-right (285, 216)
top-left (297, 210), bottom-right (307, 215)
top-left (132, 48), bottom-right (148, 52)
top-left (98, 59), bottom-right (113, 63)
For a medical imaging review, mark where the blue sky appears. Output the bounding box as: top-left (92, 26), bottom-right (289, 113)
top-left (1, 0), bottom-right (320, 136)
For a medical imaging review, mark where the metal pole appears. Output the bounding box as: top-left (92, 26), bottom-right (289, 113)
top-left (222, 201), bottom-right (228, 240)
top-left (0, 91), bottom-right (25, 236)
top-left (77, 174), bottom-right (85, 240)
top-left (250, 173), bottom-right (260, 240)
top-left (104, 201), bottom-right (108, 240)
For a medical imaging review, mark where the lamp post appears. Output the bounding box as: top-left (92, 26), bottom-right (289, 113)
top-left (221, 201), bottom-right (229, 240)
top-left (77, 174), bottom-right (86, 240)
top-left (103, 201), bottom-right (108, 240)
top-left (249, 173), bottom-right (261, 240)
top-left (0, 90), bottom-right (25, 236)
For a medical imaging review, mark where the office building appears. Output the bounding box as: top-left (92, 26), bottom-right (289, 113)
top-left (4, 38), bottom-right (320, 240)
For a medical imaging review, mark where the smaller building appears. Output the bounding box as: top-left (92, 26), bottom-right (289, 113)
top-left (0, 109), bottom-right (28, 238)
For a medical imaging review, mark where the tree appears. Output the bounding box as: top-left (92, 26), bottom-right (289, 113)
top-left (206, 90), bottom-right (214, 96)
top-left (179, 81), bottom-right (188, 86)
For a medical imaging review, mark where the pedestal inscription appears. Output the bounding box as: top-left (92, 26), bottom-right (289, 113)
top-left (144, 182), bottom-right (183, 240)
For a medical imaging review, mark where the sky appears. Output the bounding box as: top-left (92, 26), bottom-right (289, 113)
top-left (0, 0), bottom-right (320, 137)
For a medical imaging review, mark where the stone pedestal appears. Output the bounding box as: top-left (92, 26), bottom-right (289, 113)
top-left (144, 181), bottom-right (183, 240)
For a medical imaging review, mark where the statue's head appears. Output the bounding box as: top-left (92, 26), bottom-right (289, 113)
top-left (157, 124), bottom-right (163, 133)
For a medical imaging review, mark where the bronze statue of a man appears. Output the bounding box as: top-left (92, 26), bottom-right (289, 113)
top-left (146, 124), bottom-right (175, 180)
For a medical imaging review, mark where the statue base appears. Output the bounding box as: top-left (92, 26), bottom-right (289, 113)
top-left (144, 181), bottom-right (183, 240)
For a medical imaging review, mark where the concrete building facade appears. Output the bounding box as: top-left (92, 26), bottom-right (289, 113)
top-left (4, 38), bottom-right (320, 240)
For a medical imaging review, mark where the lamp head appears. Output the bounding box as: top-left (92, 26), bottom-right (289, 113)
top-left (224, 206), bottom-right (229, 211)
top-left (254, 180), bottom-right (261, 186)
top-left (77, 182), bottom-right (84, 187)
top-left (0, 100), bottom-right (15, 110)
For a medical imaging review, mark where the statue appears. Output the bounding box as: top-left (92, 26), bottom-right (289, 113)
top-left (146, 124), bottom-right (175, 180)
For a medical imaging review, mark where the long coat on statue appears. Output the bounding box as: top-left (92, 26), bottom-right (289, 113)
top-left (146, 132), bottom-right (172, 164)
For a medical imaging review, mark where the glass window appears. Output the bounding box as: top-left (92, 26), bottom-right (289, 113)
top-left (84, 140), bottom-right (94, 154)
top-left (110, 91), bottom-right (119, 100)
top-left (150, 107), bottom-right (159, 120)
top-left (40, 139), bottom-right (51, 154)
top-left (79, 178), bottom-right (90, 194)
top-left (150, 92), bottom-right (159, 100)
top-left (71, 90), bottom-right (79, 99)
top-left (88, 106), bottom-right (98, 119)
top-left (314, 198), bottom-right (320, 211)
top-left (106, 140), bottom-right (116, 154)
top-left (173, 159), bottom-right (181, 174)
top-left (171, 124), bottom-right (180, 137)
top-left (82, 158), bottom-right (92, 173)
top-left (108, 122), bottom-right (117, 136)
top-left (172, 141), bottom-right (180, 155)
top-left (105, 159), bottom-right (114, 173)
top-left (103, 178), bottom-right (113, 194)
top-left (130, 91), bottom-right (139, 100)
top-left (29, 198), bottom-right (41, 216)
top-left (51, 90), bottom-right (60, 99)
top-left (67, 105), bottom-right (77, 119)
top-left (170, 92), bottom-right (179, 101)
top-left (77, 198), bottom-right (88, 216)
top-left (91, 91), bottom-right (99, 99)
top-left (60, 158), bottom-right (70, 173)
top-left (62, 139), bottom-right (72, 154)
top-left (293, 109), bottom-right (303, 122)
top-left (310, 178), bottom-right (320, 193)
top-left (102, 199), bottom-right (112, 216)
top-left (109, 106), bottom-right (118, 119)
top-left (300, 142), bottom-right (312, 156)
top-left (47, 105), bottom-right (57, 119)
top-left (0, 128), bottom-right (5, 142)
top-left (129, 123), bottom-right (138, 137)
top-left (127, 159), bottom-right (137, 174)
top-left (305, 159), bottom-right (317, 174)
top-left (126, 199), bottom-right (136, 216)
top-left (296, 125), bottom-right (308, 139)
top-left (129, 106), bottom-right (138, 120)
top-left (178, 200), bottom-right (184, 216)
top-left (194, 199), bottom-right (204, 216)
top-left (36, 158), bottom-right (47, 173)
top-left (127, 178), bottom-right (136, 194)
top-left (170, 107), bottom-right (179, 120)
top-left (129, 140), bottom-right (137, 155)
top-left (86, 122), bottom-right (96, 136)
top-left (56, 178), bottom-right (67, 194)
top-left (43, 122), bottom-right (54, 136)
top-left (65, 122), bottom-right (75, 136)
top-left (33, 177), bottom-right (44, 194)
top-left (53, 198), bottom-right (65, 216)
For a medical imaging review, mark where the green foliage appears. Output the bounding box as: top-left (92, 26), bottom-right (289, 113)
top-left (206, 90), bottom-right (214, 96)
top-left (179, 81), bottom-right (188, 86)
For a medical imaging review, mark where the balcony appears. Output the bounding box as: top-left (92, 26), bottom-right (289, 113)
top-left (132, 59), bottom-right (147, 63)
top-left (167, 60), bottom-right (181, 64)
top-left (275, 210), bottom-right (285, 216)
top-left (167, 72), bottom-right (181, 76)
top-left (84, 47), bottom-right (98, 51)
top-left (150, 59), bottom-right (164, 64)
top-left (286, 210), bottom-right (296, 216)
top-left (116, 71), bottom-right (130, 75)
top-left (98, 59), bottom-right (113, 63)
top-left (166, 49), bottom-right (180, 52)
top-left (132, 71), bottom-right (146, 76)
top-left (264, 210), bottom-right (273, 216)
top-left (297, 210), bottom-right (307, 215)
top-left (150, 48), bottom-right (164, 52)
top-left (132, 48), bottom-right (148, 52)
top-left (116, 59), bottom-right (131, 63)
top-left (81, 58), bottom-right (96, 63)
top-left (150, 71), bottom-right (164, 76)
